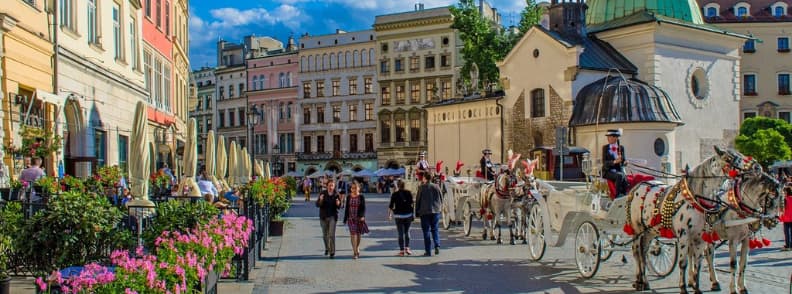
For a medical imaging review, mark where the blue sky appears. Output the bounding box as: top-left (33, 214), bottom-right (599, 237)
top-left (188, 0), bottom-right (536, 69)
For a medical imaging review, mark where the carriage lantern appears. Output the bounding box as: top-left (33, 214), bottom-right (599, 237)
top-left (581, 152), bottom-right (593, 178)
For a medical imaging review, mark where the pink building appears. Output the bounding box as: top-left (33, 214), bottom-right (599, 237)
top-left (247, 38), bottom-right (299, 176)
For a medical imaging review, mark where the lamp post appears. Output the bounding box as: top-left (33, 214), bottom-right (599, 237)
top-left (272, 144), bottom-right (280, 177)
top-left (247, 105), bottom-right (261, 178)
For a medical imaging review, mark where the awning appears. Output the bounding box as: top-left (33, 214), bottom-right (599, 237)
top-left (36, 90), bottom-right (66, 109)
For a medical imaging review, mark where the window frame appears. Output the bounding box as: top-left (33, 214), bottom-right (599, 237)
top-left (743, 39), bottom-right (756, 53)
top-left (779, 73), bottom-right (791, 95)
top-left (381, 86), bottom-right (391, 105)
top-left (349, 78), bottom-right (358, 95)
top-left (779, 37), bottom-right (790, 52)
top-left (349, 104), bottom-right (358, 122)
top-left (530, 88), bottom-right (546, 118)
top-left (365, 103), bottom-right (373, 121)
top-left (743, 73), bottom-right (757, 95)
top-left (317, 106), bottom-right (325, 123)
top-left (332, 105), bottom-right (341, 123)
top-left (87, 0), bottom-right (99, 45)
top-left (332, 80), bottom-right (340, 96)
top-left (316, 80), bottom-right (325, 97)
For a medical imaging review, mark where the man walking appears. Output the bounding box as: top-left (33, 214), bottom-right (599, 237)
top-left (303, 177), bottom-right (313, 202)
top-left (415, 171), bottom-right (443, 256)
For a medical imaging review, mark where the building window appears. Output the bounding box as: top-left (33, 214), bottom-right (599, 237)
top-left (118, 135), bottom-right (128, 171)
top-left (744, 40), bottom-right (756, 53)
top-left (381, 86), bottom-right (391, 105)
top-left (440, 54), bottom-right (451, 67)
top-left (531, 88), bottom-right (545, 118)
top-left (442, 81), bottom-right (451, 99)
top-left (332, 105), bottom-right (341, 123)
top-left (239, 83), bottom-right (244, 94)
top-left (317, 106), bottom-right (325, 123)
top-left (365, 103), bottom-right (373, 121)
top-left (364, 78), bottom-right (373, 94)
top-left (163, 65), bottom-right (171, 110)
top-left (165, 1), bottom-right (170, 36)
top-left (410, 83), bottom-right (420, 103)
top-left (396, 85), bottom-right (405, 104)
top-left (780, 111), bottom-right (791, 123)
top-left (317, 135), bottom-right (325, 153)
top-left (145, 0), bottom-right (151, 18)
top-left (239, 109), bottom-right (245, 126)
top-left (332, 80), bottom-right (340, 96)
top-left (113, 4), bottom-right (122, 60)
top-left (349, 79), bottom-right (358, 95)
top-left (776, 6), bottom-right (786, 17)
top-left (425, 56), bottom-right (435, 69)
top-left (228, 84), bottom-right (234, 98)
top-left (303, 82), bottom-right (311, 98)
top-left (395, 58), bottom-right (404, 72)
top-left (395, 115), bottom-right (406, 142)
top-left (736, 6), bottom-right (748, 17)
top-left (278, 103), bottom-right (284, 120)
top-left (380, 60), bottom-right (389, 74)
top-left (779, 37), bottom-right (789, 52)
top-left (349, 104), bottom-right (358, 121)
top-left (316, 81), bottom-right (325, 97)
top-left (60, 0), bottom-right (74, 30)
top-left (380, 119), bottom-right (391, 143)
top-left (129, 16), bottom-right (138, 69)
top-left (87, 0), bottom-right (98, 44)
top-left (410, 57), bottom-right (420, 71)
top-left (252, 76), bottom-right (258, 91)
top-left (350, 134), bottom-right (358, 152)
top-left (706, 7), bottom-right (717, 17)
top-left (218, 86), bottom-right (224, 99)
top-left (410, 117), bottom-right (420, 142)
top-left (144, 51), bottom-right (152, 104)
top-left (218, 112), bottom-right (225, 128)
top-left (779, 73), bottom-right (790, 94)
top-left (303, 136), bottom-right (312, 153)
top-left (303, 107), bottom-right (311, 124)
top-left (744, 74), bottom-right (757, 95)
top-left (426, 82), bottom-right (435, 102)
top-left (207, 118), bottom-right (212, 131)
top-left (743, 112), bottom-right (756, 120)
top-left (154, 59), bottom-right (162, 107)
top-left (94, 130), bottom-right (107, 167)
top-left (333, 135), bottom-right (341, 152)
top-left (365, 134), bottom-right (374, 152)
top-left (229, 110), bottom-right (235, 127)
top-left (156, 0), bottom-right (161, 27)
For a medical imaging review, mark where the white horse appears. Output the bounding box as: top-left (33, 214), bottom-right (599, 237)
top-left (626, 147), bottom-right (772, 293)
top-left (480, 153), bottom-right (524, 245)
top-left (697, 165), bottom-right (783, 294)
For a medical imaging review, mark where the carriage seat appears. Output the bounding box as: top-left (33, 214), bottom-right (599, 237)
top-left (605, 174), bottom-right (656, 200)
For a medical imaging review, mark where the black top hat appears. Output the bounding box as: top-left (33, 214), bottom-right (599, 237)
top-left (482, 149), bottom-right (492, 155)
top-left (605, 129), bottom-right (622, 137)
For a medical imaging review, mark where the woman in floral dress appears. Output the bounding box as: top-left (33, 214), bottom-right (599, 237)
top-left (343, 181), bottom-right (368, 259)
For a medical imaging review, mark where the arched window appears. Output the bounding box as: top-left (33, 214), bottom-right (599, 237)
top-left (259, 75), bottom-right (266, 89)
top-left (286, 72), bottom-right (292, 87)
top-left (345, 51), bottom-right (352, 67)
top-left (362, 50), bottom-right (368, 66)
top-left (252, 76), bottom-right (258, 90)
top-left (369, 48), bottom-right (375, 65)
top-left (337, 51), bottom-right (343, 68)
top-left (706, 7), bottom-right (717, 17)
top-left (279, 73), bottom-right (285, 88)
top-left (314, 55), bottom-right (319, 71)
top-left (301, 56), bottom-right (306, 71)
top-left (737, 7), bottom-right (748, 17)
top-left (287, 102), bottom-right (293, 119)
top-left (776, 6), bottom-right (786, 17)
top-left (330, 53), bottom-right (335, 69)
top-left (530, 89), bottom-right (545, 118)
top-left (323, 53), bottom-right (328, 70)
top-left (353, 50), bottom-right (359, 67)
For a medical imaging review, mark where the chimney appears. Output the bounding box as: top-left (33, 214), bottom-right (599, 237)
top-left (286, 35), bottom-right (296, 52)
top-left (415, 2), bottom-right (424, 11)
top-left (548, 0), bottom-right (587, 37)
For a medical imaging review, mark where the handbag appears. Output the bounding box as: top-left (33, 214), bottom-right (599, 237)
top-left (359, 220), bottom-right (370, 235)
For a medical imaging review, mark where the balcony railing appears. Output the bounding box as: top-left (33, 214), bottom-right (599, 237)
top-left (296, 151), bottom-right (377, 161)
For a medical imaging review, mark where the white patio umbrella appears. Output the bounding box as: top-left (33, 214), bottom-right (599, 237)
top-left (228, 142), bottom-right (238, 187)
top-left (205, 131), bottom-right (217, 187)
top-left (254, 159), bottom-right (264, 178)
top-left (216, 135), bottom-right (229, 192)
top-left (239, 147), bottom-right (250, 184)
top-left (244, 147), bottom-right (252, 182)
top-left (127, 101), bottom-right (154, 207)
top-left (265, 161), bottom-right (272, 180)
top-left (148, 141), bottom-right (157, 175)
top-left (177, 118), bottom-right (201, 198)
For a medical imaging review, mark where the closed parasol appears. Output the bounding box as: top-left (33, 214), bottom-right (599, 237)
top-left (177, 118), bottom-right (201, 198)
top-left (216, 135), bottom-right (229, 191)
top-left (228, 142), bottom-right (238, 187)
top-left (254, 159), bottom-right (264, 178)
top-left (127, 101), bottom-right (154, 207)
top-left (205, 131), bottom-right (217, 187)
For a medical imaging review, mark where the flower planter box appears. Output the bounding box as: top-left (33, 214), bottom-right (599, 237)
top-left (0, 188), bottom-right (19, 201)
top-left (269, 220), bottom-right (284, 236)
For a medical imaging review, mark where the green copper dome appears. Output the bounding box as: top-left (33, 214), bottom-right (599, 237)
top-left (585, 0), bottom-right (704, 26)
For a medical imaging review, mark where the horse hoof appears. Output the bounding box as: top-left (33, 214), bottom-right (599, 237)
top-left (711, 283), bottom-right (721, 292)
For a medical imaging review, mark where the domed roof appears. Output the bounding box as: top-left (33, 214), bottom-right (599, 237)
top-left (569, 76), bottom-right (683, 127)
top-left (585, 0), bottom-right (704, 26)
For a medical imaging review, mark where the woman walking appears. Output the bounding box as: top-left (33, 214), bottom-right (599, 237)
top-left (344, 181), bottom-right (368, 259)
top-left (389, 180), bottom-right (414, 256)
top-left (316, 181), bottom-right (342, 258)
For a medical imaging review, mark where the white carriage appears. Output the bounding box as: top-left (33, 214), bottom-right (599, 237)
top-left (525, 154), bottom-right (678, 278)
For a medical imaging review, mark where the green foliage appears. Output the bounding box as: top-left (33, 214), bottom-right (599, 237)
top-left (61, 175), bottom-right (85, 193)
top-left (16, 191), bottom-right (131, 275)
top-left (0, 202), bottom-right (23, 279)
top-left (249, 178), bottom-right (287, 208)
top-left (2, 126), bottom-right (63, 159)
top-left (737, 116), bottom-right (792, 146)
top-left (96, 165), bottom-right (124, 188)
top-left (282, 176), bottom-right (297, 196)
top-left (34, 176), bottom-right (60, 195)
top-left (451, 0), bottom-right (543, 90)
top-left (143, 200), bottom-right (220, 249)
top-left (735, 128), bottom-right (792, 168)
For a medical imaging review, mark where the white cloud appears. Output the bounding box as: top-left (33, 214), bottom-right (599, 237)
top-left (189, 5), bottom-right (305, 47)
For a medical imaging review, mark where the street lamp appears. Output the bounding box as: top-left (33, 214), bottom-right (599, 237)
top-left (247, 105), bottom-right (261, 178)
top-left (272, 144), bottom-right (280, 177)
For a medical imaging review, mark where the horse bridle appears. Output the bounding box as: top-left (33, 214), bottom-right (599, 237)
top-left (722, 162), bottom-right (782, 224)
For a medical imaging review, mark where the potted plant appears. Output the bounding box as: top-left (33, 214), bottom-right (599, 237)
top-left (0, 235), bottom-right (10, 294)
top-left (267, 178), bottom-right (290, 236)
top-left (60, 175), bottom-right (84, 193)
top-left (33, 176), bottom-right (59, 197)
top-left (0, 179), bottom-right (24, 201)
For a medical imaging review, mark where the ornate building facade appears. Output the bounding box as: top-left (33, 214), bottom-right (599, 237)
top-left (698, 0), bottom-right (792, 122)
top-left (296, 30), bottom-right (378, 176)
top-left (190, 67), bottom-right (214, 163)
top-left (373, 6), bottom-right (461, 168)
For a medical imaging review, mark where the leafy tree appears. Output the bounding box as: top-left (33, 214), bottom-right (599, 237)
top-left (451, 0), bottom-right (542, 91)
top-left (736, 116), bottom-right (792, 146)
top-left (735, 125), bottom-right (792, 168)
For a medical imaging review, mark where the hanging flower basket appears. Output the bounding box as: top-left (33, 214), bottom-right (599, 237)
top-left (2, 126), bottom-right (62, 159)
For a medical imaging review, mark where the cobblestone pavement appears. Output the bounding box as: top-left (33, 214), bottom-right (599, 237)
top-left (251, 193), bottom-right (791, 294)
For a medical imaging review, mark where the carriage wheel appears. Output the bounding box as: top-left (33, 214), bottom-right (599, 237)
top-left (527, 203), bottom-right (546, 261)
top-left (463, 202), bottom-right (473, 237)
top-left (647, 237), bottom-right (677, 278)
top-left (599, 235), bottom-right (615, 261)
top-left (575, 221), bottom-right (601, 279)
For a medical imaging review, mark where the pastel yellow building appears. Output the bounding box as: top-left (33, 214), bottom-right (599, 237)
top-left (0, 1), bottom-right (58, 179)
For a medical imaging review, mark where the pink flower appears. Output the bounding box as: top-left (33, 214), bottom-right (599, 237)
top-left (125, 288), bottom-right (138, 294)
top-left (35, 277), bottom-right (47, 291)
